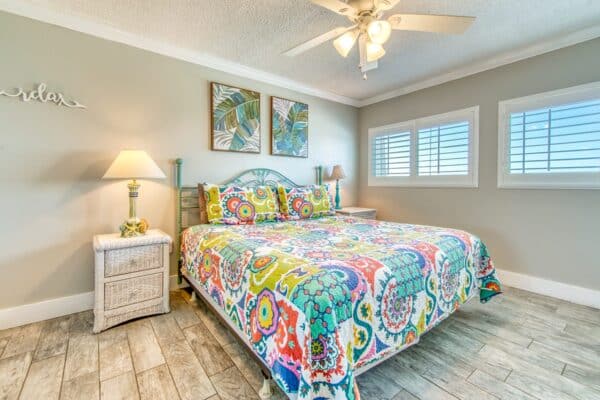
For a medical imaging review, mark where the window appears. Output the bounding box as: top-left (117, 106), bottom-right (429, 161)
top-left (498, 82), bottom-right (600, 189)
top-left (368, 106), bottom-right (479, 187)
top-left (372, 130), bottom-right (411, 178)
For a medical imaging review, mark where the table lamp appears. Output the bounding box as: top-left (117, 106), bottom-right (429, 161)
top-left (102, 150), bottom-right (166, 237)
top-left (330, 165), bottom-right (346, 210)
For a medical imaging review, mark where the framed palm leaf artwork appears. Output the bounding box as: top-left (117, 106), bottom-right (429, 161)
top-left (271, 96), bottom-right (308, 158)
top-left (211, 82), bottom-right (260, 153)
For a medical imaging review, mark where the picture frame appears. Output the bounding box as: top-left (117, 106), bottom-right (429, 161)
top-left (270, 96), bottom-right (309, 158)
top-left (211, 82), bottom-right (261, 153)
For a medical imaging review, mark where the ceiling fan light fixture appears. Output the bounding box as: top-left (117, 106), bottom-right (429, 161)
top-left (333, 29), bottom-right (359, 57)
top-left (367, 20), bottom-right (392, 44)
top-left (366, 41), bottom-right (386, 62)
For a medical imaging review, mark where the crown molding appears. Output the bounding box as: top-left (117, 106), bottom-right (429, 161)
top-left (2, 1), bottom-right (599, 109)
top-left (357, 24), bottom-right (600, 107)
top-left (0, 0), bottom-right (361, 107)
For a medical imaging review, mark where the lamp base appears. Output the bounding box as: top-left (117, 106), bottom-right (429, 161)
top-left (335, 179), bottom-right (342, 210)
top-left (119, 218), bottom-right (149, 238)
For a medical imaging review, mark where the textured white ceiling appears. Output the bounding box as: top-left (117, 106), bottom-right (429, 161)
top-left (9, 0), bottom-right (600, 103)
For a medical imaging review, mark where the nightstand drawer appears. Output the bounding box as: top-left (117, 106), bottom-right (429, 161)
top-left (104, 244), bottom-right (163, 277)
top-left (104, 272), bottom-right (163, 310)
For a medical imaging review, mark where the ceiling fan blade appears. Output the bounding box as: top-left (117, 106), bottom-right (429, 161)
top-left (310, 0), bottom-right (357, 17)
top-left (388, 14), bottom-right (475, 34)
top-left (374, 0), bottom-right (401, 12)
top-left (284, 26), bottom-right (355, 57)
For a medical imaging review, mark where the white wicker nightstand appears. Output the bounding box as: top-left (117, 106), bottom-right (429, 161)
top-left (336, 207), bottom-right (377, 220)
top-left (93, 229), bottom-right (172, 333)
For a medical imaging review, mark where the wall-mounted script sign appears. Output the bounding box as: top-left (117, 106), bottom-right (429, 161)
top-left (0, 83), bottom-right (86, 109)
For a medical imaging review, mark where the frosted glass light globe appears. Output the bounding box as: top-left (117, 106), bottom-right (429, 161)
top-left (367, 20), bottom-right (392, 44)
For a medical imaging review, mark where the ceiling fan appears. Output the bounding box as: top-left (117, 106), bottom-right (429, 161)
top-left (284, 0), bottom-right (475, 79)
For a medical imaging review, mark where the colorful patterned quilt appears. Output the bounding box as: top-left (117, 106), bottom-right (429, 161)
top-left (181, 216), bottom-right (501, 400)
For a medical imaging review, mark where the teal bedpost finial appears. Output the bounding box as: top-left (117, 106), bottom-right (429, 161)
top-left (176, 158), bottom-right (183, 189)
top-left (316, 166), bottom-right (322, 185)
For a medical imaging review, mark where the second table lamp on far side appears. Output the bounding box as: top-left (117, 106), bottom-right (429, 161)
top-left (102, 150), bottom-right (166, 237)
top-left (330, 164), bottom-right (346, 210)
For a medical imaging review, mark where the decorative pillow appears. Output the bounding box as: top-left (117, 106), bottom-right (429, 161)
top-left (203, 184), bottom-right (279, 224)
top-left (277, 184), bottom-right (335, 220)
top-left (197, 183), bottom-right (209, 224)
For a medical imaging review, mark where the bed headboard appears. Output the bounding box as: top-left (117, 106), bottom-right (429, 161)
top-left (175, 158), bottom-right (323, 282)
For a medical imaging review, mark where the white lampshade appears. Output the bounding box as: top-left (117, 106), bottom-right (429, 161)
top-left (331, 165), bottom-right (346, 180)
top-left (366, 41), bottom-right (386, 62)
top-left (367, 20), bottom-right (392, 44)
top-left (333, 29), bottom-right (359, 57)
top-left (102, 150), bottom-right (166, 180)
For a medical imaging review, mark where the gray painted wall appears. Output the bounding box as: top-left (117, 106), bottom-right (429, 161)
top-left (359, 38), bottom-right (600, 290)
top-left (0, 12), bottom-right (358, 309)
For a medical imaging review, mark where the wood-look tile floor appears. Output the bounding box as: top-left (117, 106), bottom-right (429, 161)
top-left (1, 286), bottom-right (599, 400)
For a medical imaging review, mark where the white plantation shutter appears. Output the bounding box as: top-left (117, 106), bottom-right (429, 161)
top-left (368, 107), bottom-right (478, 187)
top-left (499, 82), bottom-right (600, 189)
top-left (509, 100), bottom-right (600, 174)
top-left (372, 131), bottom-right (411, 177)
top-left (418, 121), bottom-right (470, 176)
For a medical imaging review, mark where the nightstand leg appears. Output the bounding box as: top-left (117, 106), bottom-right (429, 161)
top-left (190, 291), bottom-right (197, 302)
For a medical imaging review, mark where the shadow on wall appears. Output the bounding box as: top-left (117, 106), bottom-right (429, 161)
top-left (35, 151), bottom-right (115, 203)
top-left (0, 241), bottom-right (93, 307)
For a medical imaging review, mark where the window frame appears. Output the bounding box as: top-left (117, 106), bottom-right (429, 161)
top-left (368, 106), bottom-right (479, 188)
top-left (497, 81), bottom-right (600, 190)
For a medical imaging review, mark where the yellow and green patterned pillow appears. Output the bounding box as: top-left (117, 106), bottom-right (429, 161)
top-left (203, 184), bottom-right (279, 224)
top-left (277, 184), bottom-right (335, 220)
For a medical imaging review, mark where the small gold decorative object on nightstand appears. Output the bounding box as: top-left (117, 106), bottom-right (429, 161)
top-left (336, 207), bottom-right (377, 220)
top-left (93, 229), bottom-right (172, 333)
top-left (102, 150), bottom-right (166, 237)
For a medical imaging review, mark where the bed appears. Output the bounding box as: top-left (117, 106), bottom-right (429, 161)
top-left (175, 160), bottom-right (501, 400)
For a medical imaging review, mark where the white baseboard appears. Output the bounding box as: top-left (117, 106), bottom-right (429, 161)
top-left (1, 271), bottom-right (596, 330)
top-left (0, 291), bottom-right (94, 330)
top-left (0, 275), bottom-right (188, 330)
top-left (496, 268), bottom-right (600, 309)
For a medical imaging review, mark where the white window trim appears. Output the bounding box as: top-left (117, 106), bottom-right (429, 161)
top-left (368, 106), bottom-right (479, 188)
top-left (497, 81), bottom-right (600, 190)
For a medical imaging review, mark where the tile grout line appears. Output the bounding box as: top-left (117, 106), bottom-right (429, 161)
top-left (59, 315), bottom-right (74, 398)
top-left (465, 369), bottom-right (509, 400)
top-left (180, 290), bottom-right (260, 399)
top-left (418, 370), bottom-right (462, 400)
top-left (95, 329), bottom-right (100, 400)
top-left (126, 323), bottom-right (144, 400)
top-left (57, 345), bottom-right (69, 400)
top-left (16, 322), bottom-right (44, 399)
top-left (503, 369), bottom-right (513, 383)
top-left (15, 351), bottom-right (34, 400)
top-left (465, 367), bottom-right (478, 381)
top-left (148, 297), bottom-right (186, 400)
top-left (170, 291), bottom-right (199, 399)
